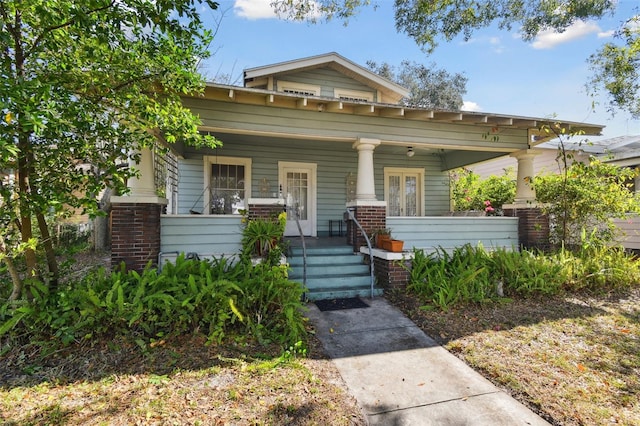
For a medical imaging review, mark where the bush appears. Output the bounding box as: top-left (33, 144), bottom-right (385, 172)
top-left (0, 255), bottom-right (307, 349)
top-left (407, 244), bottom-right (640, 310)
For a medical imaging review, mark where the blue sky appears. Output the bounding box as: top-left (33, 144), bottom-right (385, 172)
top-left (198, 0), bottom-right (640, 140)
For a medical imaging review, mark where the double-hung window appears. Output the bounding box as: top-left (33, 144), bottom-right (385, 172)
top-left (204, 156), bottom-right (252, 215)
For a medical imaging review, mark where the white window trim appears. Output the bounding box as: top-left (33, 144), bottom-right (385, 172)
top-left (276, 80), bottom-right (321, 96)
top-left (334, 88), bottom-right (374, 102)
top-left (384, 167), bottom-right (425, 216)
top-left (203, 155), bottom-right (252, 215)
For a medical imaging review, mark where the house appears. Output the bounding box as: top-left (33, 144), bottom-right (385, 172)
top-left (109, 53), bottom-right (604, 299)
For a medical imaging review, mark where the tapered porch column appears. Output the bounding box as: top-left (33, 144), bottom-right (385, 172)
top-left (110, 147), bottom-right (167, 271)
top-left (353, 138), bottom-right (381, 201)
top-left (346, 138), bottom-right (386, 250)
top-left (511, 149), bottom-right (539, 203)
top-left (503, 149), bottom-right (550, 250)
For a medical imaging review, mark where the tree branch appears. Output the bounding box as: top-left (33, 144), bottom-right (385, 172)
top-left (26, 0), bottom-right (117, 61)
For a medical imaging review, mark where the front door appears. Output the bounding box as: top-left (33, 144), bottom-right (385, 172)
top-left (279, 161), bottom-right (317, 236)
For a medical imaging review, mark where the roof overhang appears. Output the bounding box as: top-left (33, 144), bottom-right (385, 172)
top-left (200, 82), bottom-right (604, 136)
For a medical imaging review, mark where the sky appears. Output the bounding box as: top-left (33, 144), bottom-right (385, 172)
top-left (197, 0), bottom-right (640, 140)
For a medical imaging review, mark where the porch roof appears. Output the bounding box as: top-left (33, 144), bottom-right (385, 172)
top-left (203, 82), bottom-right (604, 139)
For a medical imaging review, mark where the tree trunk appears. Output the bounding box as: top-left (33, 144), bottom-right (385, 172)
top-left (37, 212), bottom-right (59, 288)
top-left (0, 238), bottom-right (22, 301)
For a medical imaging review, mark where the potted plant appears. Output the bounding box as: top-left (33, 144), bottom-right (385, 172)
top-left (383, 239), bottom-right (404, 252)
top-left (241, 212), bottom-right (287, 260)
top-left (371, 228), bottom-right (392, 249)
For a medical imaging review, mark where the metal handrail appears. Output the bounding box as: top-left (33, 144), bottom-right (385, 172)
top-left (292, 206), bottom-right (307, 299)
top-left (345, 208), bottom-right (375, 299)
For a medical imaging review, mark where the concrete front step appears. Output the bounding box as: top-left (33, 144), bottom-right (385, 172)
top-left (288, 242), bottom-right (381, 301)
top-left (289, 263), bottom-right (370, 277)
top-left (304, 286), bottom-right (384, 301)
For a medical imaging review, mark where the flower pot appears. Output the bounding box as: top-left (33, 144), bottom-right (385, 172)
top-left (383, 239), bottom-right (404, 252)
top-left (376, 234), bottom-right (391, 249)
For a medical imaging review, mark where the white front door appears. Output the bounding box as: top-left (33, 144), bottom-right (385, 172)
top-left (279, 161), bottom-right (317, 236)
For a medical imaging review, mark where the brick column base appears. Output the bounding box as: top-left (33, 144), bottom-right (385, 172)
top-left (373, 257), bottom-right (411, 290)
top-left (346, 202), bottom-right (386, 251)
top-left (503, 204), bottom-right (550, 251)
top-left (111, 202), bottom-right (164, 271)
top-left (248, 201), bottom-right (286, 221)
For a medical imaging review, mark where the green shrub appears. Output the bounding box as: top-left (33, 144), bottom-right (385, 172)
top-left (0, 254), bottom-right (307, 349)
top-left (407, 244), bottom-right (640, 310)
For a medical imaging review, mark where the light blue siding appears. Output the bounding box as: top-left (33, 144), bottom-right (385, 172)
top-left (177, 138), bottom-right (452, 236)
top-left (387, 216), bottom-right (519, 251)
top-left (160, 215), bottom-right (243, 256)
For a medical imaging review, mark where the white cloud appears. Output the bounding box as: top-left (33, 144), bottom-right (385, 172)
top-left (462, 101), bottom-right (482, 112)
top-left (234, 0), bottom-right (278, 20)
top-left (532, 20), bottom-right (601, 49)
top-left (597, 29), bottom-right (615, 38)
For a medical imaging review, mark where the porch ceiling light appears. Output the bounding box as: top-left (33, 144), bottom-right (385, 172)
top-left (406, 146), bottom-right (415, 157)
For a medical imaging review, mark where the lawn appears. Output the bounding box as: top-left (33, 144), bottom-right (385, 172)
top-left (388, 288), bottom-right (640, 425)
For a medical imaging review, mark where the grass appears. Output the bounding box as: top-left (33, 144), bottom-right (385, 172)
top-left (389, 288), bottom-right (640, 425)
top-left (0, 334), bottom-right (366, 425)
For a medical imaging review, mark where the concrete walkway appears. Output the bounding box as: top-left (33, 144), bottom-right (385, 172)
top-left (306, 297), bottom-right (550, 425)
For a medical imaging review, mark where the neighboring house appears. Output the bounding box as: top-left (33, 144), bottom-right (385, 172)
top-left (109, 53), bottom-right (604, 298)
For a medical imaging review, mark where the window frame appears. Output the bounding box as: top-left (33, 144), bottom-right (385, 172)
top-left (203, 155), bottom-right (252, 215)
top-left (383, 167), bottom-right (425, 217)
top-left (334, 88), bottom-right (375, 102)
top-left (276, 80), bottom-right (321, 96)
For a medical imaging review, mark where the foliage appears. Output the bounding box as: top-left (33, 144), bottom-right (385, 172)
top-left (0, 0), bottom-right (220, 297)
top-left (272, 0), bottom-right (617, 52)
top-left (0, 255), bottom-right (307, 349)
top-left (450, 167), bottom-right (515, 213)
top-left (535, 158), bottom-right (640, 246)
top-left (241, 212), bottom-right (288, 264)
top-left (366, 60), bottom-right (467, 110)
top-left (588, 14), bottom-right (640, 118)
top-left (408, 243), bottom-right (640, 310)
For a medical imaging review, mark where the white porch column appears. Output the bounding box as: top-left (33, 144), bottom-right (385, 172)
top-left (127, 147), bottom-right (157, 198)
top-left (511, 149), bottom-right (540, 204)
top-left (353, 138), bottom-right (381, 201)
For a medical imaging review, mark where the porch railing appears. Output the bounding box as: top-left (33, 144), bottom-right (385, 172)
top-left (345, 208), bottom-right (375, 299)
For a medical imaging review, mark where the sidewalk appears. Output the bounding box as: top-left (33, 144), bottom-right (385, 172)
top-left (306, 297), bottom-right (550, 425)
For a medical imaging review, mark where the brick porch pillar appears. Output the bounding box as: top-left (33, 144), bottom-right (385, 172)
top-left (503, 149), bottom-right (550, 251)
top-left (111, 147), bottom-right (167, 271)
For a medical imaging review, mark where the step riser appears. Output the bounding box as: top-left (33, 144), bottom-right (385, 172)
top-left (288, 256), bottom-right (364, 267)
top-left (290, 264), bottom-right (370, 277)
top-left (305, 288), bottom-right (384, 301)
top-left (290, 247), bottom-right (355, 256)
top-left (293, 276), bottom-right (373, 290)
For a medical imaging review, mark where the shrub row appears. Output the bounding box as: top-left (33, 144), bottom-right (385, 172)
top-left (0, 255), bottom-right (307, 348)
top-left (408, 244), bottom-right (640, 309)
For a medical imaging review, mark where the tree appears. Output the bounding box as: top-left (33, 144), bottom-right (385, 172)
top-left (534, 125), bottom-right (639, 247)
top-left (367, 60), bottom-right (467, 110)
top-left (588, 14), bottom-right (640, 118)
top-left (273, 0), bottom-right (617, 52)
top-left (0, 0), bottom-right (220, 300)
